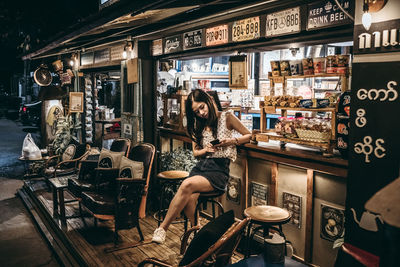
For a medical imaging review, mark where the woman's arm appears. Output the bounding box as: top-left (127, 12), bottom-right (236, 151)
top-left (192, 141), bottom-right (216, 157)
top-left (216, 112), bottom-right (251, 147)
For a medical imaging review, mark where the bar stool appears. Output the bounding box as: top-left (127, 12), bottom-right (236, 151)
top-left (154, 170), bottom-right (189, 227)
top-left (243, 205), bottom-right (291, 258)
top-left (194, 190), bottom-right (225, 226)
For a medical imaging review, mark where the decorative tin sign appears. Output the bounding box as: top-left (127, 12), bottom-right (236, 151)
top-left (164, 35), bottom-right (182, 54)
top-left (206, 24), bottom-right (228, 46)
top-left (80, 52), bottom-right (94, 66)
top-left (94, 48), bottom-right (110, 64)
top-left (307, 0), bottom-right (353, 30)
top-left (283, 192), bottom-right (302, 228)
top-left (266, 7), bottom-right (301, 37)
top-left (320, 204), bottom-right (345, 242)
top-left (251, 182), bottom-right (268, 206)
top-left (152, 39), bottom-right (163, 56)
top-left (232, 16), bottom-right (260, 42)
top-left (183, 29), bottom-right (202, 50)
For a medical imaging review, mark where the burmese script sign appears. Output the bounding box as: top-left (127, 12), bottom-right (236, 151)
top-left (266, 7), bottom-right (301, 37)
top-left (164, 35), bottom-right (182, 54)
top-left (206, 24), bottom-right (228, 46)
top-left (232, 16), bottom-right (260, 42)
top-left (307, 0), bottom-right (353, 30)
top-left (183, 29), bottom-right (202, 50)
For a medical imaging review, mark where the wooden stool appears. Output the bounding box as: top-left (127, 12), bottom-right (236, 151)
top-left (194, 190), bottom-right (225, 226)
top-left (243, 205), bottom-right (291, 258)
top-left (155, 170), bottom-right (189, 227)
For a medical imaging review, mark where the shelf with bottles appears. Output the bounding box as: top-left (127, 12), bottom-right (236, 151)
top-left (256, 101), bottom-right (337, 154)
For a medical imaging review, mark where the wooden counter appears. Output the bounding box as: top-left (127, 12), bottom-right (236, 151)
top-left (158, 126), bottom-right (348, 178)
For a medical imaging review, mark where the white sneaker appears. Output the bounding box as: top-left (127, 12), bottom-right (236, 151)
top-left (152, 227), bottom-right (166, 244)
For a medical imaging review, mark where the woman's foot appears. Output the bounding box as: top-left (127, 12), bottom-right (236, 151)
top-left (152, 227), bottom-right (166, 244)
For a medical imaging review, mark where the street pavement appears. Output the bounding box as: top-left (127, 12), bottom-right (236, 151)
top-left (0, 118), bottom-right (59, 267)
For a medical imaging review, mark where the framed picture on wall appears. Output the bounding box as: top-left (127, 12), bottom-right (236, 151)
top-left (229, 55), bottom-right (248, 89)
top-left (283, 192), bottom-right (302, 228)
top-left (226, 176), bottom-right (241, 204)
top-left (320, 204), bottom-right (345, 242)
top-left (69, 92), bottom-right (84, 113)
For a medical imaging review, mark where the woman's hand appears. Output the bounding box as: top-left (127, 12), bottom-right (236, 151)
top-left (213, 138), bottom-right (236, 147)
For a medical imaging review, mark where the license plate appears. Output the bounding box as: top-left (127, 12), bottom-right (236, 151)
top-left (232, 16), bottom-right (260, 42)
top-left (206, 25), bottom-right (228, 46)
top-left (266, 7), bottom-right (301, 37)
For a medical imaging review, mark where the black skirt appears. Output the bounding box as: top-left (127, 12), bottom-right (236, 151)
top-left (189, 158), bottom-right (231, 192)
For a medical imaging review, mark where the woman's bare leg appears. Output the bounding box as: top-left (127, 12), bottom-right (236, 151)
top-left (160, 175), bottom-right (213, 231)
top-left (183, 193), bottom-right (200, 227)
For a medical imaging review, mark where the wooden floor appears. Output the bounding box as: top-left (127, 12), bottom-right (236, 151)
top-left (25, 179), bottom-right (243, 266)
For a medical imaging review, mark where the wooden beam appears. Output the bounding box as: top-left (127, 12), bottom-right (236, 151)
top-left (270, 163), bottom-right (278, 206)
top-left (305, 169), bottom-right (315, 263)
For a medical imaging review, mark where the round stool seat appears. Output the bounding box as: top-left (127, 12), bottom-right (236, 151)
top-left (199, 190), bottom-right (224, 198)
top-left (157, 170), bottom-right (189, 180)
top-left (244, 205), bottom-right (291, 224)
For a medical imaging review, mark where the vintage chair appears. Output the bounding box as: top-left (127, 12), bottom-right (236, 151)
top-left (80, 143), bottom-right (155, 249)
top-left (138, 210), bottom-right (250, 267)
top-left (43, 141), bottom-right (90, 178)
top-left (67, 138), bottom-right (131, 200)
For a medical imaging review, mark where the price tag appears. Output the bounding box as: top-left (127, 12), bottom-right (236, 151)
top-left (266, 7), bottom-right (301, 37)
top-left (232, 16), bottom-right (260, 42)
top-left (206, 24), bottom-right (228, 46)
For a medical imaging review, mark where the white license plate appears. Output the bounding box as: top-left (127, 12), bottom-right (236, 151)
top-left (266, 7), bottom-right (301, 37)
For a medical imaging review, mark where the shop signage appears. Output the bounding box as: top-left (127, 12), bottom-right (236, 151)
top-left (94, 48), bottom-right (110, 64)
top-left (110, 45), bottom-right (124, 61)
top-left (206, 24), bottom-right (228, 46)
top-left (80, 52), bottom-right (94, 66)
top-left (347, 62), bottom-right (400, 253)
top-left (354, 19), bottom-right (400, 54)
top-left (164, 35), bottom-right (182, 54)
top-left (232, 16), bottom-right (260, 42)
top-left (183, 29), bottom-right (202, 50)
top-left (266, 7), bottom-right (301, 37)
top-left (152, 39), bottom-right (163, 56)
top-left (307, 0), bottom-right (353, 30)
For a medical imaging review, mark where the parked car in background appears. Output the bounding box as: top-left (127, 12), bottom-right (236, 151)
top-left (20, 101), bottom-right (42, 127)
top-left (2, 95), bottom-right (23, 120)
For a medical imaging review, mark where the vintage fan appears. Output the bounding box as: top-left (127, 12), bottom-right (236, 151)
top-left (34, 65), bottom-right (52, 86)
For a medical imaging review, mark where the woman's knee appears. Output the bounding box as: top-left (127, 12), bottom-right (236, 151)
top-left (179, 179), bottom-right (195, 194)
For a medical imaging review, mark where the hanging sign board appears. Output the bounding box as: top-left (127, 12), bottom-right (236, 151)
top-left (266, 7), bottom-right (301, 37)
top-left (164, 35), bottom-right (182, 54)
top-left (307, 0), bottom-right (353, 30)
top-left (152, 39), bottom-right (163, 56)
top-left (232, 16), bottom-right (260, 42)
top-left (354, 19), bottom-right (400, 55)
top-left (110, 45), bottom-right (124, 61)
top-left (80, 52), bottom-right (94, 66)
top-left (183, 29), bottom-right (202, 50)
top-left (126, 58), bottom-right (138, 84)
top-left (229, 55), bottom-right (248, 89)
top-left (206, 24), bottom-right (228, 46)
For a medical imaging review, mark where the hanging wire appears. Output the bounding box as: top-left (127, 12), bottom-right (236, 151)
top-left (334, 0), bottom-right (355, 21)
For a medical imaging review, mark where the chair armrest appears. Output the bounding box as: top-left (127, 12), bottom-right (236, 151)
top-left (341, 243), bottom-right (379, 267)
top-left (45, 155), bottom-right (61, 168)
top-left (138, 258), bottom-right (172, 267)
top-left (180, 225), bottom-right (201, 255)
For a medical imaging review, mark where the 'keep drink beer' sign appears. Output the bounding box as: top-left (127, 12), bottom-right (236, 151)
top-left (307, 0), bottom-right (353, 30)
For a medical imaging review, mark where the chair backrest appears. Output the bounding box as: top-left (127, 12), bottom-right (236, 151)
top-left (110, 138), bottom-right (131, 156)
top-left (128, 142), bottom-right (155, 218)
top-left (186, 217), bottom-right (250, 267)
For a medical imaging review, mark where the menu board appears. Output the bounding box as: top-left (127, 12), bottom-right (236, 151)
top-left (152, 39), bottom-right (163, 56)
top-left (346, 61), bottom-right (400, 253)
top-left (81, 52), bottom-right (94, 66)
top-left (206, 24), bottom-right (228, 46)
top-left (110, 45), bottom-right (124, 61)
top-left (307, 0), bottom-right (353, 30)
top-left (164, 35), bottom-right (182, 54)
top-left (94, 48), bottom-right (110, 64)
top-left (266, 7), bottom-right (301, 37)
top-left (183, 29), bottom-right (202, 50)
top-left (232, 16), bottom-right (260, 42)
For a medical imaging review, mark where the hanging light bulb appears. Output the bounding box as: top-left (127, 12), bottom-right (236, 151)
top-left (362, 0), bottom-right (372, 31)
top-left (122, 50), bottom-right (127, 59)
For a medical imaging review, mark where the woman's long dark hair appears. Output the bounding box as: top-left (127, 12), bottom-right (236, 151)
top-left (185, 89), bottom-right (219, 146)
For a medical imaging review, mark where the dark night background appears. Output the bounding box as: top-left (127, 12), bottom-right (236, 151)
top-left (0, 0), bottom-right (98, 95)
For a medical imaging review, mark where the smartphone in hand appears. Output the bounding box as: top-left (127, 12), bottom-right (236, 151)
top-left (210, 139), bottom-right (220, 146)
